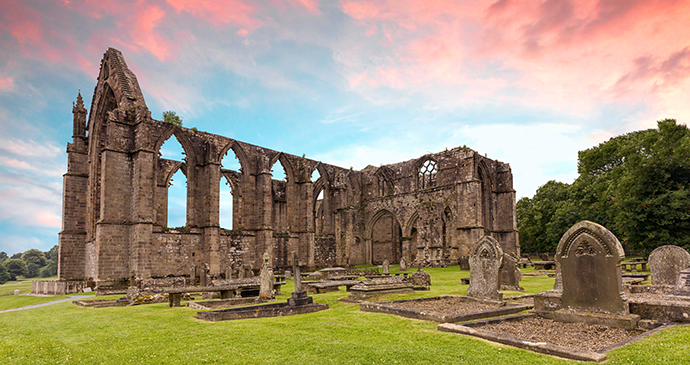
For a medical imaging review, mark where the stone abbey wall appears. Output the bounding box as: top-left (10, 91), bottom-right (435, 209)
top-left (58, 48), bottom-right (519, 284)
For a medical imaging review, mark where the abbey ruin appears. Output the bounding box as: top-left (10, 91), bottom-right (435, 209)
top-left (58, 48), bottom-right (519, 285)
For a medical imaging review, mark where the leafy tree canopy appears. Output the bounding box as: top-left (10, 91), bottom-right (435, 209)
top-left (21, 249), bottom-right (47, 267)
top-left (518, 119), bottom-right (690, 254)
top-left (3, 259), bottom-right (28, 281)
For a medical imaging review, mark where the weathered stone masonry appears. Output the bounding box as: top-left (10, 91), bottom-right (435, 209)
top-left (58, 48), bottom-right (519, 284)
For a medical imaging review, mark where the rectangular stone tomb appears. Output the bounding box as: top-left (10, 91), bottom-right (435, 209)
top-left (186, 297), bottom-right (272, 310)
top-left (72, 298), bottom-right (127, 308)
top-left (360, 295), bottom-right (532, 323)
top-left (438, 313), bottom-right (671, 363)
top-left (346, 277), bottom-right (414, 300)
top-left (196, 301), bottom-right (328, 322)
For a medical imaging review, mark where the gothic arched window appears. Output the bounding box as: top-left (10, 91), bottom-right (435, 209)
top-left (418, 159), bottom-right (437, 189)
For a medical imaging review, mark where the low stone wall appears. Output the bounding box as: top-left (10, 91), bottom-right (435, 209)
top-left (31, 280), bottom-right (90, 295)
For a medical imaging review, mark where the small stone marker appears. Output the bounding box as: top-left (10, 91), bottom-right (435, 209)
top-left (467, 236), bottom-right (503, 301)
top-left (200, 263), bottom-right (210, 287)
top-left (500, 252), bottom-right (521, 290)
top-left (409, 268), bottom-right (431, 288)
top-left (540, 253), bottom-right (549, 261)
top-left (83, 287), bottom-right (93, 293)
top-left (382, 260), bottom-right (390, 274)
top-left (225, 266), bottom-right (233, 280)
top-left (649, 245), bottom-right (690, 286)
top-left (459, 255), bottom-right (470, 271)
top-left (14, 289), bottom-right (19, 295)
top-left (556, 220), bottom-right (627, 315)
top-left (673, 269), bottom-right (690, 296)
top-left (288, 252), bottom-right (313, 306)
top-left (259, 252), bottom-right (275, 300)
top-left (399, 257), bottom-right (408, 272)
top-left (284, 269), bottom-right (291, 280)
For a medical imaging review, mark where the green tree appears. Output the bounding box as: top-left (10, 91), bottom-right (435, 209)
top-left (0, 265), bottom-right (8, 284)
top-left (21, 249), bottom-right (47, 268)
top-left (3, 259), bottom-right (28, 281)
top-left (10, 252), bottom-right (22, 259)
top-left (162, 111), bottom-right (183, 127)
top-left (518, 119), bottom-right (690, 254)
top-left (0, 251), bottom-right (7, 263)
top-left (45, 245), bottom-right (58, 263)
top-left (40, 260), bottom-right (57, 278)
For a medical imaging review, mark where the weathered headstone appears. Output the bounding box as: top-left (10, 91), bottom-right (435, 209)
top-left (225, 266), bottom-right (233, 280)
top-left (284, 269), bottom-right (291, 280)
top-left (190, 265), bottom-right (197, 285)
top-left (399, 257), bottom-right (408, 272)
top-left (500, 252), bottom-right (521, 290)
top-left (459, 255), bottom-right (470, 271)
top-left (540, 253), bottom-right (549, 261)
top-left (259, 252), bottom-right (275, 300)
top-left (243, 263), bottom-right (254, 278)
top-left (288, 252), bottom-right (313, 306)
top-left (467, 236), bottom-right (503, 301)
top-left (673, 269), bottom-right (690, 296)
top-left (409, 268), bottom-right (431, 289)
top-left (200, 263), bottom-right (210, 287)
top-left (382, 260), bottom-right (390, 274)
top-left (13, 289), bottom-right (19, 296)
top-left (556, 221), bottom-right (627, 315)
top-left (649, 245), bottom-right (690, 286)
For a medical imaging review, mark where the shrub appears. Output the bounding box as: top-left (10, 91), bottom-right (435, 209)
top-left (162, 111), bottom-right (183, 127)
top-left (3, 259), bottom-right (28, 281)
top-left (0, 265), bottom-right (8, 284)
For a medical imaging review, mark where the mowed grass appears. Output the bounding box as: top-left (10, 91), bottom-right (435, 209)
top-left (1, 267), bottom-right (689, 364)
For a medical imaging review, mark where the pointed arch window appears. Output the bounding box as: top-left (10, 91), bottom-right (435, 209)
top-left (418, 159), bottom-right (437, 189)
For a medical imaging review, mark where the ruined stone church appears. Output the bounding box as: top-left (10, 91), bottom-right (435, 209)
top-left (58, 48), bottom-right (519, 285)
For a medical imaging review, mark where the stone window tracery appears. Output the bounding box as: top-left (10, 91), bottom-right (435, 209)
top-left (418, 159), bottom-right (437, 189)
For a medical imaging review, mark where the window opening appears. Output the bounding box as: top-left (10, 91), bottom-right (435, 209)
top-left (220, 176), bottom-right (233, 229)
top-left (418, 159), bottom-right (437, 189)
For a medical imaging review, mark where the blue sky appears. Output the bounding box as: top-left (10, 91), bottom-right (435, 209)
top-left (1, 0), bottom-right (689, 255)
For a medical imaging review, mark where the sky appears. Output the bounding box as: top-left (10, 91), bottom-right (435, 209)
top-left (0, 0), bottom-right (689, 255)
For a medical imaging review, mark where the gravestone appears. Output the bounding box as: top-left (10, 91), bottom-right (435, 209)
top-left (649, 245), bottom-right (690, 285)
top-left (673, 269), bottom-right (690, 296)
top-left (190, 265), bottom-right (197, 285)
top-left (399, 257), bottom-right (408, 272)
top-left (467, 236), bottom-right (503, 301)
top-left (225, 266), bottom-right (233, 280)
top-left (13, 289), bottom-right (19, 296)
top-left (540, 253), bottom-right (549, 261)
top-left (408, 268), bottom-right (431, 289)
top-left (200, 263), bottom-right (210, 287)
top-left (284, 269), bottom-right (291, 280)
top-left (259, 252), bottom-right (274, 300)
top-left (459, 255), bottom-right (470, 271)
top-left (288, 252), bottom-right (313, 306)
top-left (382, 260), bottom-right (390, 274)
top-left (500, 252), bottom-right (521, 291)
top-left (556, 221), bottom-right (628, 315)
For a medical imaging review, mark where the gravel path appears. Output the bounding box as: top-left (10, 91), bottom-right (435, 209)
top-left (0, 295), bottom-right (95, 313)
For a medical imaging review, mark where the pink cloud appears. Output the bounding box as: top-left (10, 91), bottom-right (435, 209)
top-left (3, 159), bottom-right (31, 169)
top-left (166, 0), bottom-right (263, 30)
top-left (34, 211), bottom-right (61, 228)
top-left (0, 77), bottom-right (13, 90)
top-left (338, 0), bottom-right (690, 114)
top-left (130, 5), bottom-right (171, 61)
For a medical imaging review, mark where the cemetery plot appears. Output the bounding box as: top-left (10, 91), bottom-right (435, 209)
top-left (360, 295), bottom-right (532, 323)
top-left (439, 314), bottom-right (671, 363)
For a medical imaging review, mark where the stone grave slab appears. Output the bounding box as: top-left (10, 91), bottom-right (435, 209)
top-left (360, 295), bottom-right (531, 323)
top-left (347, 276), bottom-right (414, 300)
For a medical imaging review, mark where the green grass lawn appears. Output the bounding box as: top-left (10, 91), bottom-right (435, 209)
top-left (0, 267), bottom-right (688, 364)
